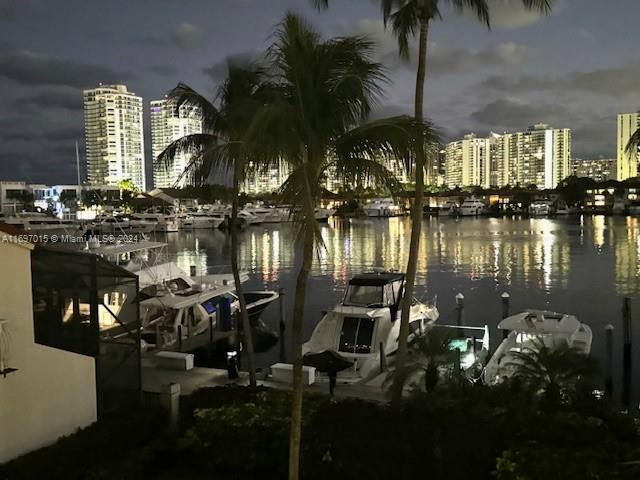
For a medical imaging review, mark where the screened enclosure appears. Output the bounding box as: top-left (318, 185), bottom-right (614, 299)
top-left (31, 246), bottom-right (141, 415)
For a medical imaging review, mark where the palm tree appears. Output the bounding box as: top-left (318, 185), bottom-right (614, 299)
top-left (156, 66), bottom-right (269, 387)
top-left (626, 127), bottom-right (640, 166)
top-left (314, 0), bottom-right (553, 406)
top-left (505, 339), bottom-right (599, 404)
top-left (388, 327), bottom-right (458, 394)
top-left (245, 14), bottom-right (438, 480)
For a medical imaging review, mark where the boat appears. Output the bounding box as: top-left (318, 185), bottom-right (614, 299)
top-left (302, 270), bottom-right (439, 382)
top-left (483, 310), bottom-right (593, 385)
top-left (207, 205), bottom-right (261, 227)
top-left (91, 240), bottom-right (279, 352)
top-left (363, 198), bottom-right (402, 218)
top-left (180, 212), bottom-right (225, 230)
top-left (530, 200), bottom-right (552, 217)
top-left (90, 214), bottom-right (155, 235)
top-left (1, 212), bottom-right (82, 236)
top-left (130, 211), bottom-right (180, 233)
top-left (315, 207), bottom-right (335, 222)
top-left (457, 197), bottom-right (487, 217)
top-left (440, 201), bottom-right (459, 216)
top-left (244, 205), bottom-right (289, 223)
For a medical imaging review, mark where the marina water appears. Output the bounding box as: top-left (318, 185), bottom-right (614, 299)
top-left (159, 215), bottom-right (640, 406)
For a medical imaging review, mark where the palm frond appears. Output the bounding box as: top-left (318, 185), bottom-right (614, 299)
top-left (626, 127), bottom-right (640, 156)
top-left (166, 83), bottom-right (220, 129)
top-left (155, 133), bottom-right (217, 171)
top-left (520, 0), bottom-right (553, 15)
top-left (311, 0), bottom-right (329, 9)
top-left (449, 0), bottom-right (490, 28)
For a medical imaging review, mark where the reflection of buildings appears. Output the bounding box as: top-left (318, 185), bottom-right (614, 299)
top-left (614, 217), bottom-right (640, 296)
top-left (617, 113), bottom-right (640, 181)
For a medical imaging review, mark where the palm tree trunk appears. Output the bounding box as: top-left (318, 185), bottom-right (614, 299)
top-left (230, 175), bottom-right (256, 387)
top-left (288, 213), bottom-right (315, 480)
top-left (392, 18), bottom-right (429, 406)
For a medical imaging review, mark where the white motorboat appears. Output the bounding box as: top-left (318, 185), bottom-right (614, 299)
top-left (302, 270), bottom-right (439, 382)
top-left (180, 212), bottom-right (225, 230)
top-left (441, 201), bottom-right (459, 216)
top-left (91, 240), bottom-right (279, 352)
top-left (363, 198), bottom-right (402, 218)
top-left (457, 197), bottom-right (487, 217)
top-left (484, 310), bottom-right (593, 385)
top-left (530, 200), bottom-right (552, 217)
top-left (130, 212), bottom-right (180, 233)
top-left (2, 212), bottom-right (82, 236)
top-left (90, 214), bottom-right (155, 235)
top-left (315, 207), bottom-right (335, 222)
top-left (244, 205), bottom-right (289, 223)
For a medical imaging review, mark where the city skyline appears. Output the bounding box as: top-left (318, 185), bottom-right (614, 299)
top-left (1, 0), bottom-right (640, 185)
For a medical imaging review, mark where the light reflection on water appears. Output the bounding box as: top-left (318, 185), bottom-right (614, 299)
top-left (163, 215), bottom-right (640, 404)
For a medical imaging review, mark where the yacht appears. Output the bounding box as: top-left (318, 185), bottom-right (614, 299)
top-left (440, 201), bottom-right (459, 216)
top-left (91, 241), bottom-right (279, 352)
top-left (206, 205), bottom-right (260, 227)
top-left (90, 214), bottom-right (155, 235)
top-left (243, 205), bottom-right (288, 223)
top-left (2, 212), bottom-right (82, 236)
top-left (130, 211), bottom-right (180, 233)
top-left (302, 270), bottom-right (439, 382)
top-left (530, 200), bottom-right (552, 217)
top-left (180, 212), bottom-right (225, 230)
top-left (457, 198), bottom-right (487, 217)
top-left (363, 198), bottom-right (402, 218)
top-left (315, 207), bottom-right (335, 222)
top-left (484, 310), bottom-right (593, 385)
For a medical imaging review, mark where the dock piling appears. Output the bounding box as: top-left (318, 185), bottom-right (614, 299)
top-left (605, 324), bottom-right (614, 397)
top-left (379, 342), bottom-right (387, 373)
top-left (279, 287), bottom-right (286, 363)
top-left (455, 293), bottom-right (465, 326)
top-left (501, 292), bottom-right (510, 340)
top-left (622, 297), bottom-right (632, 410)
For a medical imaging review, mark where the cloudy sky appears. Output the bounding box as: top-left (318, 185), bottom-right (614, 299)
top-left (1, 0), bottom-right (639, 185)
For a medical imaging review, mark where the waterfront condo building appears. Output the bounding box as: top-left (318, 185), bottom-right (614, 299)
top-left (572, 158), bottom-right (617, 182)
top-left (445, 124), bottom-right (571, 190)
top-left (444, 133), bottom-right (495, 189)
top-left (150, 98), bottom-right (204, 188)
top-left (617, 113), bottom-right (640, 181)
top-left (83, 85), bottom-right (146, 191)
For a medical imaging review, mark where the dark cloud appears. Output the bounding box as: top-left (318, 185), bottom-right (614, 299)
top-left (470, 98), bottom-right (565, 129)
top-left (0, 0), bottom-right (42, 22)
top-left (0, 51), bottom-right (132, 87)
top-left (147, 65), bottom-right (179, 76)
top-left (16, 88), bottom-right (81, 111)
top-left (203, 51), bottom-right (264, 82)
top-left (479, 62), bottom-right (640, 97)
top-left (171, 22), bottom-right (204, 50)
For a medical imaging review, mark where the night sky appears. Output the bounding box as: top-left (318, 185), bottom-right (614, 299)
top-left (1, 0), bottom-right (639, 186)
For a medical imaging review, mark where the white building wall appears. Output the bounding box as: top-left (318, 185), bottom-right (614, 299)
top-left (0, 239), bottom-right (97, 464)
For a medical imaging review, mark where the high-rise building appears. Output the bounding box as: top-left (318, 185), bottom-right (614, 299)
top-left (572, 158), bottom-right (616, 182)
top-left (504, 124), bottom-right (571, 190)
top-left (444, 134), bottom-right (493, 189)
top-left (83, 84), bottom-right (146, 191)
top-left (444, 124), bottom-right (571, 190)
top-left (150, 98), bottom-right (204, 188)
top-left (242, 159), bottom-right (291, 195)
top-left (617, 113), bottom-right (640, 181)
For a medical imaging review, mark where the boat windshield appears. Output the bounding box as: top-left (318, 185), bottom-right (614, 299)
top-left (343, 285), bottom-right (384, 307)
top-left (339, 317), bottom-right (375, 354)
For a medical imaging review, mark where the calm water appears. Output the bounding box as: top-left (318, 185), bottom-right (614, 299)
top-left (163, 215), bottom-right (640, 404)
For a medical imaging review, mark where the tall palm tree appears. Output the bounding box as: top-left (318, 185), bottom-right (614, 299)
top-left (156, 66), bottom-right (269, 387)
top-left (505, 339), bottom-right (599, 404)
top-left (315, 0), bottom-right (553, 405)
top-left (245, 14), bottom-right (438, 480)
top-left (626, 127), bottom-right (640, 168)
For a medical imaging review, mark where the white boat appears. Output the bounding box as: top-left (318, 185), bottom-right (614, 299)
top-left (91, 241), bottom-right (279, 352)
top-left (302, 270), bottom-right (439, 382)
top-left (530, 200), bottom-right (552, 217)
top-left (207, 205), bottom-right (260, 227)
top-left (440, 201), bottom-right (459, 216)
top-left (2, 212), bottom-right (82, 236)
top-left (180, 212), bottom-right (225, 230)
top-left (130, 212), bottom-right (180, 233)
top-left (484, 310), bottom-right (593, 385)
top-left (363, 198), bottom-right (402, 218)
top-left (457, 197), bottom-right (487, 217)
top-left (315, 207), bottom-right (335, 222)
top-left (90, 214), bottom-right (155, 235)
